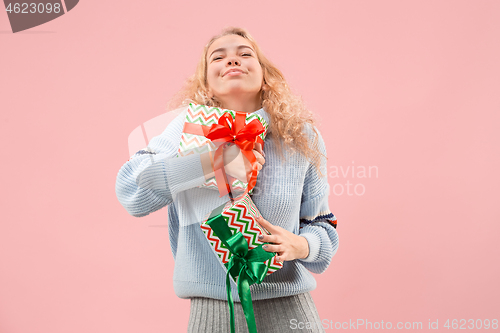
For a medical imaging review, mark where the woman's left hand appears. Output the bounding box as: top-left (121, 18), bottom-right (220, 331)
top-left (256, 216), bottom-right (309, 262)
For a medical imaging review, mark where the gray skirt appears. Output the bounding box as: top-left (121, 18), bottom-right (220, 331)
top-left (187, 292), bottom-right (325, 333)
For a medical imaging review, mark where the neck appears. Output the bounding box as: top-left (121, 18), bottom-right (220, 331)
top-left (217, 93), bottom-right (262, 113)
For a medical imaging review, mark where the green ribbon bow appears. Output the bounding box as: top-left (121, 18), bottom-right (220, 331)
top-left (207, 210), bottom-right (276, 333)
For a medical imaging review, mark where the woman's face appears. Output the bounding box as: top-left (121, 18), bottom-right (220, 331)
top-left (206, 34), bottom-right (264, 102)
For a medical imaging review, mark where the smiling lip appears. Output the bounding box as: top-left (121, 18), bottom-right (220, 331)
top-left (223, 68), bottom-right (245, 76)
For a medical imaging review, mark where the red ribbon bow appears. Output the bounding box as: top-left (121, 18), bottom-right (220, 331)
top-left (206, 112), bottom-right (264, 151)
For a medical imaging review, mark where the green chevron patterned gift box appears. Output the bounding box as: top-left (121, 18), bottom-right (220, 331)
top-left (200, 193), bottom-right (283, 284)
top-left (176, 103), bottom-right (269, 194)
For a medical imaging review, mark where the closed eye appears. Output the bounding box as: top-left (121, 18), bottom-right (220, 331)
top-left (213, 53), bottom-right (252, 61)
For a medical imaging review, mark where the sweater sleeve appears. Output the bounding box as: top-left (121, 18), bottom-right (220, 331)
top-left (115, 108), bottom-right (209, 217)
top-left (297, 127), bottom-right (339, 274)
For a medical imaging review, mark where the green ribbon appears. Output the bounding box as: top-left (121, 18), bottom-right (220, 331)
top-left (207, 210), bottom-right (276, 333)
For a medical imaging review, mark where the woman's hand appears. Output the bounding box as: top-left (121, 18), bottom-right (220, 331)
top-left (256, 216), bottom-right (310, 262)
top-left (223, 143), bottom-right (265, 183)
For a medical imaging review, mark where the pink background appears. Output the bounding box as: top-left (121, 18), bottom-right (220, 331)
top-left (1, 0), bottom-right (499, 332)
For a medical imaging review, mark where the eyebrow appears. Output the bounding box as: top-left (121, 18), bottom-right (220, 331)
top-left (208, 45), bottom-right (254, 59)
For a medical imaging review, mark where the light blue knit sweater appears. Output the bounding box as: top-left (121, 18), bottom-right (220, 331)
top-left (115, 106), bottom-right (339, 302)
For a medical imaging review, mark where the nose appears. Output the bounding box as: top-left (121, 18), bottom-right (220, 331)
top-left (226, 57), bottom-right (240, 66)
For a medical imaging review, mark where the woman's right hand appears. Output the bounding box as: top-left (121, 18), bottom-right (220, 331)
top-left (222, 143), bottom-right (265, 183)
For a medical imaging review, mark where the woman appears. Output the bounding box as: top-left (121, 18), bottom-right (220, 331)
top-left (115, 27), bottom-right (339, 332)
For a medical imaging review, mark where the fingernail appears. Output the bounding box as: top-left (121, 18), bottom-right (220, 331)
top-left (258, 235), bottom-right (263, 240)
top-left (262, 245), bottom-right (268, 249)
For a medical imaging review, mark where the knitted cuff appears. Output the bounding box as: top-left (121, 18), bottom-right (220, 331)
top-left (163, 153), bottom-right (208, 195)
top-left (298, 232), bottom-right (321, 263)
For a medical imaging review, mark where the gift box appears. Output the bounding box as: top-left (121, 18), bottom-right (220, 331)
top-left (200, 193), bottom-right (283, 284)
top-left (176, 103), bottom-right (269, 194)
top-left (200, 193), bottom-right (283, 333)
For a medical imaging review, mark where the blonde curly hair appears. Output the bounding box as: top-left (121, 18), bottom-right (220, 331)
top-left (167, 26), bottom-right (325, 177)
